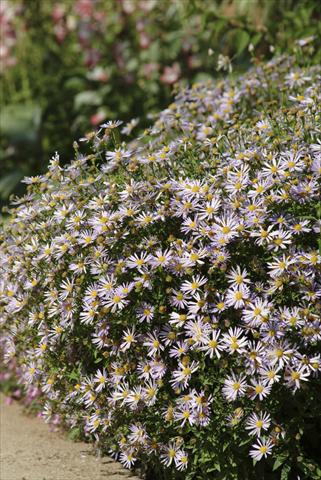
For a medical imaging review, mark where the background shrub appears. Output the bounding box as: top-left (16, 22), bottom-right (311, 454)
top-left (1, 0), bottom-right (321, 205)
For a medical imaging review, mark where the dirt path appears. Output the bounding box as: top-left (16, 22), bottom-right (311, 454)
top-left (0, 395), bottom-right (140, 480)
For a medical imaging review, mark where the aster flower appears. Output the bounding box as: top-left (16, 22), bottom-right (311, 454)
top-left (171, 361), bottom-right (199, 389)
top-left (174, 449), bottom-right (189, 471)
top-left (150, 249), bottom-right (172, 268)
top-left (284, 365), bottom-right (310, 392)
top-left (104, 289), bottom-right (128, 312)
top-left (94, 368), bottom-right (108, 392)
top-left (199, 329), bottom-right (224, 359)
top-left (249, 437), bottom-right (274, 461)
top-left (222, 327), bottom-right (249, 354)
top-left (181, 275), bottom-right (207, 295)
top-left (160, 442), bottom-right (179, 467)
top-left (119, 450), bottom-right (136, 469)
top-left (223, 373), bottom-right (247, 401)
top-left (248, 379), bottom-right (272, 401)
top-left (245, 411), bottom-right (271, 437)
top-left (120, 328), bottom-right (137, 352)
top-left (225, 285), bottom-right (250, 309)
top-left (143, 332), bottom-right (164, 357)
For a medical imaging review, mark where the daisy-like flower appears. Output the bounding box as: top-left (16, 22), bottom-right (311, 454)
top-left (285, 70), bottom-right (311, 88)
top-left (174, 449), bottom-right (189, 471)
top-left (222, 373), bottom-right (247, 401)
top-left (150, 249), bottom-right (172, 268)
top-left (214, 213), bottom-right (239, 240)
top-left (59, 278), bottom-right (75, 300)
top-left (256, 119), bottom-right (272, 134)
top-left (284, 364), bottom-right (310, 391)
top-left (121, 117), bottom-right (139, 135)
top-left (248, 379), bottom-right (272, 401)
top-left (119, 449), bottom-right (136, 469)
top-left (94, 368), bottom-right (108, 392)
top-left (184, 318), bottom-right (211, 346)
top-left (181, 216), bottom-right (200, 235)
top-left (187, 292), bottom-right (209, 315)
top-left (174, 405), bottom-right (194, 427)
top-left (225, 285), bottom-right (250, 309)
top-left (242, 298), bottom-right (271, 327)
top-left (78, 229), bottom-right (96, 247)
top-left (182, 247), bottom-right (208, 267)
top-left (181, 275), bottom-right (207, 295)
top-left (124, 386), bottom-right (144, 410)
top-left (137, 303), bottom-right (154, 323)
top-left (79, 303), bottom-right (98, 325)
top-left (98, 274), bottom-right (116, 296)
top-left (226, 266), bottom-right (250, 287)
top-left (262, 157), bottom-right (285, 178)
top-left (250, 224), bottom-right (275, 246)
top-left (249, 437), bottom-right (274, 461)
top-left (269, 229), bottom-right (292, 251)
top-left (160, 442), bottom-right (179, 467)
top-left (268, 341), bottom-right (293, 368)
top-left (112, 382), bottom-right (130, 405)
top-left (198, 198), bottom-right (221, 220)
top-left (143, 332), bottom-right (164, 357)
top-left (24, 362), bottom-right (39, 383)
top-left (120, 327), bottom-right (137, 352)
top-left (268, 255), bottom-right (295, 278)
top-left (100, 120), bottom-right (123, 129)
top-left (222, 327), bottom-right (248, 354)
top-left (142, 380), bottom-right (159, 406)
top-left (127, 252), bottom-right (152, 271)
top-left (170, 360), bottom-right (199, 389)
top-left (200, 329), bottom-right (224, 359)
top-left (169, 341), bottom-right (189, 358)
top-left (245, 411), bottom-right (271, 436)
top-left (128, 424), bottom-right (149, 445)
top-left (104, 288), bottom-right (128, 312)
top-left (290, 220), bottom-right (311, 235)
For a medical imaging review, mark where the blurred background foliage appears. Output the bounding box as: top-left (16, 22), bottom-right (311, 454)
top-left (0, 0), bottom-right (320, 207)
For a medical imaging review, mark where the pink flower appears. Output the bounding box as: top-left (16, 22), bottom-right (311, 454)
top-left (90, 111), bottom-right (107, 126)
top-left (160, 63), bottom-right (181, 85)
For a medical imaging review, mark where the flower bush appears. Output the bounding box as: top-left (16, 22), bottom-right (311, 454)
top-left (1, 54), bottom-right (321, 479)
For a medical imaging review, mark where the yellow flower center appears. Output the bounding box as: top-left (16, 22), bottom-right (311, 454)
top-left (235, 291), bottom-right (243, 301)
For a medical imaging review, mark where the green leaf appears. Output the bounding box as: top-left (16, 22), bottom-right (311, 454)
top-left (68, 370), bottom-right (79, 381)
top-left (251, 32), bottom-right (263, 47)
top-left (0, 171), bottom-right (24, 199)
top-left (214, 463), bottom-right (221, 472)
top-left (74, 91), bottom-right (103, 110)
top-left (281, 464), bottom-right (291, 480)
top-left (273, 455), bottom-right (288, 471)
top-left (68, 427), bottom-right (81, 441)
top-left (235, 30), bottom-right (250, 55)
top-left (64, 76), bottom-right (86, 91)
top-left (0, 103), bottom-right (41, 144)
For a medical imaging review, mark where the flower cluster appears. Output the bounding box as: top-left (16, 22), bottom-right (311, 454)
top-left (1, 55), bottom-right (320, 478)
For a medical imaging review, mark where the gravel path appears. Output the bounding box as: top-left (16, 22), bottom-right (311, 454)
top-left (0, 395), bottom-right (140, 480)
